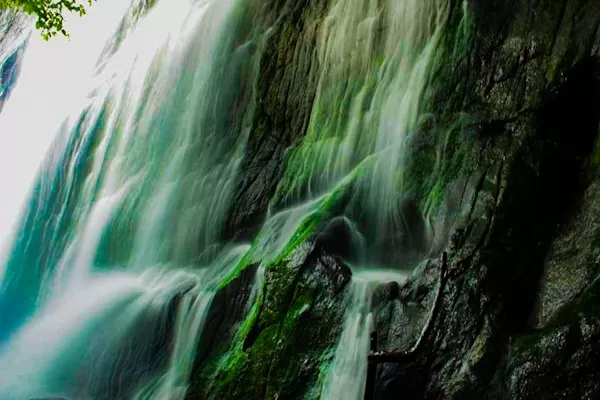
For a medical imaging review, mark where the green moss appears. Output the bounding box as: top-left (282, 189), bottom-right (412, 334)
top-left (206, 247), bottom-right (315, 397)
top-left (264, 296), bottom-right (316, 398)
top-left (422, 180), bottom-right (447, 213)
top-left (218, 249), bottom-right (256, 290)
top-left (269, 173), bottom-right (353, 267)
top-left (207, 270), bottom-right (326, 399)
top-left (590, 131), bottom-right (600, 165)
top-left (401, 112), bottom-right (474, 216)
top-left (262, 272), bottom-right (346, 399)
top-left (205, 208), bottom-right (349, 398)
top-left (400, 1), bottom-right (475, 216)
top-left (237, 292), bottom-right (264, 344)
top-left (269, 41), bottom-right (387, 210)
top-left (307, 348), bottom-right (337, 398)
top-left (282, 291), bottom-right (312, 330)
top-left (209, 323), bottom-right (280, 398)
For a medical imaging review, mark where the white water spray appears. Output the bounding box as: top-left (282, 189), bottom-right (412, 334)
top-left (0, 0), bottom-right (130, 282)
top-left (320, 270), bottom-right (408, 400)
top-left (0, 0), bottom-right (253, 398)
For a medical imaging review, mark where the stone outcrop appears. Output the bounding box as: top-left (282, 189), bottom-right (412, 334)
top-left (192, 241), bottom-right (351, 400)
top-left (370, 0), bottom-right (600, 398)
top-left (187, 0), bottom-right (600, 398)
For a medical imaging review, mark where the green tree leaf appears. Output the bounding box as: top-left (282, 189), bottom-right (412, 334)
top-left (0, 0), bottom-right (96, 39)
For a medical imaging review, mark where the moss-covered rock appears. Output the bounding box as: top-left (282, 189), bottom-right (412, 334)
top-left (185, 0), bottom-right (600, 398)
top-left (196, 242), bottom-right (351, 400)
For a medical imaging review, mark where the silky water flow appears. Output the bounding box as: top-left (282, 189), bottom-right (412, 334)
top-left (0, 0), bottom-right (253, 398)
top-left (0, 0), bottom-right (452, 398)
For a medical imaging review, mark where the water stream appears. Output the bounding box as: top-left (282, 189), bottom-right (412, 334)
top-left (0, 0), bottom-right (253, 398)
top-left (320, 270), bottom-right (409, 400)
top-left (0, 0), bottom-right (451, 398)
top-left (308, 0), bottom-right (449, 397)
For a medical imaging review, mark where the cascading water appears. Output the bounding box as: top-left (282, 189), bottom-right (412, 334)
top-left (320, 270), bottom-right (409, 400)
top-left (298, 0), bottom-right (450, 398)
top-left (0, 0), bottom-right (456, 397)
top-left (0, 0), bottom-right (255, 398)
top-left (0, 10), bottom-right (29, 113)
top-left (273, 0), bottom-right (449, 259)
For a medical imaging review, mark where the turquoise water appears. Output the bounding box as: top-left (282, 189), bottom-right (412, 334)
top-left (0, 0), bottom-right (252, 398)
top-left (0, 0), bottom-right (454, 398)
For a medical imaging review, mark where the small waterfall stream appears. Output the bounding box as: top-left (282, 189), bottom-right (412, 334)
top-left (320, 270), bottom-right (409, 400)
top-left (305, 0), bottom-right (450, 397)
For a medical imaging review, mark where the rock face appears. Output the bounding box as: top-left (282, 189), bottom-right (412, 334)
top-left (192, 241), bottom-right (351, 400)
top-left (188, 0), bottom-right (600, 398)
top-left (223, 0), bottom-right (331, 242)
top-left (9, 0), bottom-right (600, 397)
top-left (369, 0), bottom-right (600, 399)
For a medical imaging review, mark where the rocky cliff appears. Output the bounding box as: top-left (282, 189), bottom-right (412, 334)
top-left (5, 0), bottom-right (600, 398)
top-left (184, 0), bottom-right (600, 399)
top-left (378, 0), bottom-right (600, 398)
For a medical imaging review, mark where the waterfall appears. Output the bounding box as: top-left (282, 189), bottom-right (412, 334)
top-left (273, 0), bottom-right (448, 256)
top-left (0, 0), bottom-right (128, 280)
top-left (0, 0), bottom-right (253, 398)
top-left (313, 0), bottom-right (449, 398)
top-left (0, 0), bottom-right (453, 397)
top-left (320, 270), bottom-right (408, 400)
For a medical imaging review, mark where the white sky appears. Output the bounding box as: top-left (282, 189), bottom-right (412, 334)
top-left (0, 0), bottom-right (130, 250)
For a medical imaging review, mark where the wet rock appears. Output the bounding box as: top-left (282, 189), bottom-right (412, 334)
top-left (194, 242), bottom-right (351, 400)
top-left (377, 198), bottom-right (430, 267)
top-left (367, 0), bottom-right (600, 399)
top-left (224, 0), bottom-right (332, 242)
top-left (316, 216), bottom-right (364, 261)
top-left (189, 263), bottom-right (260, 389)
top-left (371, 281), bottom-right (401, 310)
top-left (188, 0), bottom-right (600, 398)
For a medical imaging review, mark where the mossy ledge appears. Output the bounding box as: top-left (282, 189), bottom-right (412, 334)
top-left (192, 241), bottom-right (351, 400)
